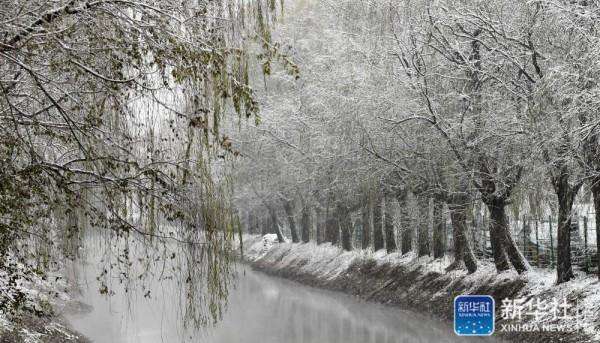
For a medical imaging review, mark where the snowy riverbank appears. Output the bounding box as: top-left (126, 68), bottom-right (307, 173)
top-left (241, 234), bottom-right (600, 343)
top-left (0, 259), bottom-right (88, 343)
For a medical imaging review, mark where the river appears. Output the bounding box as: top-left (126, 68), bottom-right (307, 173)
top-left (65, 240), bottom-right (497, 343)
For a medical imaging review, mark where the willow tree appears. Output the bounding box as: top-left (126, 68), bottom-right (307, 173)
top-left (0, 0), bottom-right (296, 324)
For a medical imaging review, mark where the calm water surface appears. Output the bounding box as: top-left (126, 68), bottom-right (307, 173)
top-left (65, 247), bottom-right (498, 343)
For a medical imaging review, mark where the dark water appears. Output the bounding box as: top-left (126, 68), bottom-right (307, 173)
top-left (65, 257), bottom-right (498, 343)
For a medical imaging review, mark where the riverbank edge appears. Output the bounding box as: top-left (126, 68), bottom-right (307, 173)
top-left (240, 234), bottom-right (598, 343)
top-left (0, 265), bottom-right (90, 343)
top-left (0, 312), bottom-right (89, 343)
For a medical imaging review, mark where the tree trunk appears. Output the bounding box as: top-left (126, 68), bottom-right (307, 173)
top-left (269, 208), bottom-right (285, 243)
top-left (301, 203), bottom-right (311, 243)
top-left (448, 202), bottom-right (477, 273)
top-left (373, 194), bottom-right (384, 251)
top-left (500, 213), bottom-right (530, 273)
top-left (361, 200), bottom-right (371, 249)
top-left (252, 213), bottom-right (259, 234)
top-left (486, 198), bottom-right (529, 274)
top-left (384, 195), bottom-right (397, 253)
top-left (282, 201), bottom-right (299, 243)
top-left (583, 127), bottom-right (600, 280)
top-left (488, 206), bottom-right (510, 272)
top-left (450, 205), bottom-right (464, 265)
top-left (247, 212), bottom-right (254, 234)
top-left (266, 212), bottom-right (273, 233)
top-left (332, 215), bottom-right (340, 246)
top-left (553, 176), bottom-right (579, 284)
top-left (397, 191), bottom-right (412, 254)
top-left (592, 179), bottom-right (600, 280)
top-left (417, 197), bottom-right (430, 257)
top-left (337, 204), bottom-right (353, 251)
top-left (261, 215), bottom-right (268, 236)
top-left (316, 206), bottom-right (323, 244)
top-left (325, 202), bottom-right (339, 245)
top-left (246, 212), bottom-right (252, 234)
top-left (432, 199), bottom-right (445, 259)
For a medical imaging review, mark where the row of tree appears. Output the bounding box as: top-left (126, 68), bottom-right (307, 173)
top-left (231, 0), bottom-right (600, 284)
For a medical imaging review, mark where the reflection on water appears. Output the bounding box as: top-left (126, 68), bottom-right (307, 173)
top-left (66, 247), bottom-right (497, 343)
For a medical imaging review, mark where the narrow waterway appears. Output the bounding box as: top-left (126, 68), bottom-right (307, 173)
top-left (65, 242), bottom-right (497, 343)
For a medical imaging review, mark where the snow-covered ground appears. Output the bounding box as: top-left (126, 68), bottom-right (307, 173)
top-left (240, 234), bottom-right (600, 342)
top-left (0, 256), bottom-right (86, 343)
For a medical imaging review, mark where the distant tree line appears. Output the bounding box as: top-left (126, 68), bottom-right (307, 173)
top-left (232, 0), bottom-right (600, 285)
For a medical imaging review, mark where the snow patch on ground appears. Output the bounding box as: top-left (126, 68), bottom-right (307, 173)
top-left (44, 322), bottom-right (77, 340)
top-left (0, 254), bottom-right (82, 343)
top-left (243, 233), bottom-right (279, 260)
top-left (242, 235), bottom-right (359, 279)
top-left (21, 328), bottom-right (44, 343)
top-left (0, 313), bottom-right (13, 331)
